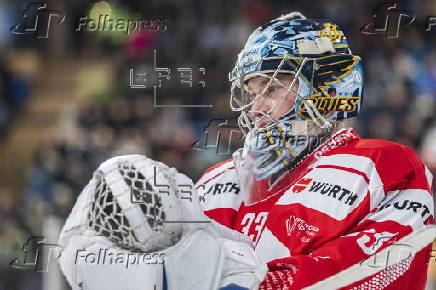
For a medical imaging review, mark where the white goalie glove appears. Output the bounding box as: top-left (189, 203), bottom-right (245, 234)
top-left (58, 154), bottom-right (267, 290)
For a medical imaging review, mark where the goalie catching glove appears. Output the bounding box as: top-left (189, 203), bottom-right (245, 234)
top-left (58, 154), bottom-right (267, 290)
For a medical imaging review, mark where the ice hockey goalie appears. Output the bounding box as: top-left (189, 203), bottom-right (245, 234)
top-left (195, 12), bottom-right (435, 290)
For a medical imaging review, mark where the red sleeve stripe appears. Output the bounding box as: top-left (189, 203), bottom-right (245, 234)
top-left (324, 143), bottom-right (430, 192)
top-left (202, 158), bottom-right (233, 175)
top-left (196, 166), bottom-right (235, 188)
top-left (195, 158), bottom-right (234, 186)
top-left (316, 164), bottom-right (370, 184)
top-left (203, 208), bottom-right (237, 229)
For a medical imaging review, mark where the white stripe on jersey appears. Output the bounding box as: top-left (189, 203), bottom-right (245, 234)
top-left (255, 227), bottom-right (291, 264)
top-left (424, 166), bottom-right (433, 190)
top-left (277, 166), bottom-right (373, 221)
top-left (196, 168), bottom-right (241, 212)
top-left (365, 189), bottom-right (434, 230)
top-left (314, 154), bottom-right (384, 210)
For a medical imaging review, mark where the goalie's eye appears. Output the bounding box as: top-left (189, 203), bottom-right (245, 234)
top-left (267, 85), bottom-right (279, 94)
top-left (247, 85), bottom-right (279, 101)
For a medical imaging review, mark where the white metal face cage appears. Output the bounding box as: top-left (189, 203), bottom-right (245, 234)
top-left (229, 54), bottom-right (331, 135)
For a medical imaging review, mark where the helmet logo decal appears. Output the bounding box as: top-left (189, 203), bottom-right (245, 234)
top-left (319, 23), bottom-right (344, 43)
top-left (298, 96), bottom-right (360, 119)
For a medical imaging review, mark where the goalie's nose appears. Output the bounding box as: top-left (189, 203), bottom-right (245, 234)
top-left (250, 99), bottom-right (273, 128)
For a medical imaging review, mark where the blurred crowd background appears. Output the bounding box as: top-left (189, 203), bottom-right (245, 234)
top-left (0, 0), bottom-right (435, 289)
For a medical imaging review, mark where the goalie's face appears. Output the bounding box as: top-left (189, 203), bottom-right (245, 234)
top-left (245, 73), bottom-right (299, 128)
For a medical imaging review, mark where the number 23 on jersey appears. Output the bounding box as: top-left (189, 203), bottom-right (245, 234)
top-left (240, 212), bottom-right (268, 244)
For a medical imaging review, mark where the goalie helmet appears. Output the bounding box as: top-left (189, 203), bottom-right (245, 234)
top-left (59, 154), bottom-right (204, 253)
top-left (229, 12), bottom-right (363, 129)
top-left (230, 12), bottom-right (364, 204)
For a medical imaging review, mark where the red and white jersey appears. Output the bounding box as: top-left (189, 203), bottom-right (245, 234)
top-left (195, 128), bottom-right (434, 289)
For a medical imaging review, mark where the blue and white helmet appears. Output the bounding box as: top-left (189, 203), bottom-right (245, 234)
top-left (229, 12), bottom-right (364, 132)
top-left (231, 12), bottom-right (364, 188)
